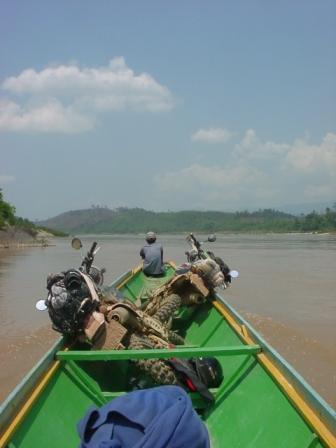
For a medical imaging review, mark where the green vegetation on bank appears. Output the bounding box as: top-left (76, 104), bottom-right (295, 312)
top-left (0, 189), bottom-right (16, 227)
top-left (295, 207), bottom-right (336, 233)
top-left (0, 189), bottom-right (67, 237)
top-left (39, 204), bottom-right (336, 234)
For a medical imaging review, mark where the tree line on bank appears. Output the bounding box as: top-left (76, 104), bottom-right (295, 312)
top-left (106, 207), bottom-right (336, 233)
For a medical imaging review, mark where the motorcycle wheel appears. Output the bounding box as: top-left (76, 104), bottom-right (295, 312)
top-left (167, 330), bottom-right (185, 345)
top-left (153, 294), bottom-right (181, 323)
top-left (128, 334), bottom-right (178, 385)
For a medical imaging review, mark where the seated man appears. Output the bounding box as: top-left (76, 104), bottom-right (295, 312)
top-left (140, 231), bottom-right (164, 276)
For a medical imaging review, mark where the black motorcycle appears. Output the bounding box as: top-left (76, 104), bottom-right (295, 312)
top-left (36, 239), bottom-right (106, 338)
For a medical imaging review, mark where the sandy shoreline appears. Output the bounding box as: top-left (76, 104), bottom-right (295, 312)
top-left (0, 242), bottom-right (53, 249)
top-left (0, 227), bottom-right (54, 249)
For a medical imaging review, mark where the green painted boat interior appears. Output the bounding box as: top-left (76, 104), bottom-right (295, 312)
top-left (2, 264), bottom-right (334, 447)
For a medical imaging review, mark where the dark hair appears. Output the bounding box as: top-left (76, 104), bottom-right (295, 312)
top-left (146, 231), bottom-right (156, 243)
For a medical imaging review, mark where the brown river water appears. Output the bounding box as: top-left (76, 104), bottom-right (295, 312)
top-left (0, 234), bottom-right (335, 408)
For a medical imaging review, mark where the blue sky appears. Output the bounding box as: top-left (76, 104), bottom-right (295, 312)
top-left (0, 0), bottom-right (335, 219)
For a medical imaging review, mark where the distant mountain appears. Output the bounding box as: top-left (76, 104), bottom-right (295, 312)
top-left (38, 207), bottom-right (302, 234)
top-left (38, 207), bottom-right (117, 234)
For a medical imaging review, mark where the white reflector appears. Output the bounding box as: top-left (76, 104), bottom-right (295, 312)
top-left (35, 299), bottom-right (47, 311)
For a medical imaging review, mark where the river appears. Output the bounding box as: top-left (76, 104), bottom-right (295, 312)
top-left (0, 233), bottom-right (335, 408)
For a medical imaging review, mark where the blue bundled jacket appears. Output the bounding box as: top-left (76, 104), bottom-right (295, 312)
top-left (77, 385), bottom-right (210, 448)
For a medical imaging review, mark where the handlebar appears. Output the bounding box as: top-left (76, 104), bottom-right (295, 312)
top-left (88, 242), bottom-right (98, 257)
top-left (186, 233), bottom-right (216, 261)
top-left (81, 241), bottom-right (98, 273)
top-left (186, 233), bottom-right (204, 262)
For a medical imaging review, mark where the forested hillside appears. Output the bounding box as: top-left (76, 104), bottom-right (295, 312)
top-left (38, 205), bottom-right (336, 234)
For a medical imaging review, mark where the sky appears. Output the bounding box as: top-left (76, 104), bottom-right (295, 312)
top-left (0, 1), bottom-right (335, 220)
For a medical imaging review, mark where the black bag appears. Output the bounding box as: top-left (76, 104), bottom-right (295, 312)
top-left (168, 357), bottom-right (223, 403)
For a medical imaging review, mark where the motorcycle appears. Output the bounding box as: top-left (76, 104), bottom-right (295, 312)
top-left (185, 233), bottom-right (239, 286)
top-left (142, 233), bottom-right (239, 321)
top-left (35, 239), bottom-right (222, 402)
top-left (36, 239), bottom-right (107, 340)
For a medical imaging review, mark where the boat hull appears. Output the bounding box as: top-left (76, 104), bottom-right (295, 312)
top-left (0, 264), bottom-right (335, 447)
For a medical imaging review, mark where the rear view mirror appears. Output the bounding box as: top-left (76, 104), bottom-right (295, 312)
top-left (71, 238), bottom-right (82, 250)
top-left (207, 235), bottom-right (216, 242)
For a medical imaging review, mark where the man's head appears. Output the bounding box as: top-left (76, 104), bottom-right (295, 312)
top-left (146, 231), bottom-right (156, 243)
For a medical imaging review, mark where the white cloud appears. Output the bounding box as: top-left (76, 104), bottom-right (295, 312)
top-left (191, 127), bottom-right (233, 144)
top-left (0, 174), bottom-right (15, 184)
top-left (284, 132), bottom-right (336, 175)
top-left (234, 129), bottom-right (290, 160)
top-left (0, 58), bottom-right (174, 133)
top-left (0, 99), bottom-right (93, 133)
top-left (155, 130), bottom-right (336, 209)
top-left (155, 163), bottom-right (271, 208)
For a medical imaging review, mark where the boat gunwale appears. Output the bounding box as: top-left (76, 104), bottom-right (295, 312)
top-left (0, 338), bottom-right (63, 445)
top-left (214, 293), bottom-right (336, 436)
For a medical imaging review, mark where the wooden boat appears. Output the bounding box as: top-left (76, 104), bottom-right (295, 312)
top-left (0, 263), bottom-right (335, 447)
